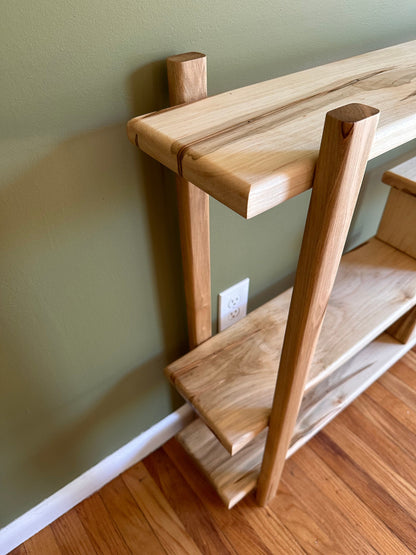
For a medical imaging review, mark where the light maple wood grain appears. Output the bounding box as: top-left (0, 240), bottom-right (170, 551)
top-left (128, 41), bottom-right (416, 217)
top-left (377, 187), bottom-right (416, 259)
top-left (167, 52), bottom-right (207, 106)
top-left (167, 52), bottom-right (211, 348)
top-left (176, 332), bottom-right (415, 508)
top-left (177, 417), bottom-right (266, 509)
top-left (289, 332), bottom-right (416, 457)
top-left (167, 238), bottom-right (416, 455)
top-left (382, 156), bottom-right (416, 196)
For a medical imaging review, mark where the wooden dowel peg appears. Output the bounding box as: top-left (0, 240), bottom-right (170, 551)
top-left (257, 103), bottom-right (380, 506)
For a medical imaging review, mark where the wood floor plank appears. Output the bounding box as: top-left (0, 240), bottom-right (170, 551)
top-left (292, 443), bottom-right (411, 554)
top-left (390, 358), bottom-right (416, 388)
top-left (266, 483), bottom-right (341, 554)
top-left (19, 348), bottom-right (416, 555)
top-left (364, 381), bottom-right (416, 434)
top-left (75, 493), bottom-right (130, 555)
top-left (122, 461), bottom-right (201, 555)
top-left (378, 367), bottom-right (416, 409)
top-left (324, 415), bottom-right (416, 519)
top-left (7, 546), bottom-right (27, 555)
top-left (99, 475), bottom-right (165, 555)
top-left (233, 496), bottom-right (304, 554)
top-left (282, 456), bottom-right (378, 554)
top-left (24, 526), bottom-right (62, 555)
top-left (402, 348), bottom-right (416, 369)
top-left (143, 447), bottom-right (235, 555)
top-left (353, 392), bottom-right (416, 460)
top-left (50, 509), bottom-right (97, 555)
top-left (341, 402), bottom-right (416, 485)
top-left (163, 438), bottom-right (275, 555)
top-left (310, 432), bottom-right (416, 550)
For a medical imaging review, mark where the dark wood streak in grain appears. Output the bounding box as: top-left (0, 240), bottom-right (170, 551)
top-left (175, 67), bottom-right (393, 176)
top-left (402, 90), bottom-right (416, 101)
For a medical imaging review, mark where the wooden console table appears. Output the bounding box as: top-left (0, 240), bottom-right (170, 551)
top-left (128, 41), bottom-right (416, 508)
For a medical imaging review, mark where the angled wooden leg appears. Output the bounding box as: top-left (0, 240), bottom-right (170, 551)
top-left (167, 53), bottom-right (211, 349)
top-left (257, 103), bottom-right (380, 506)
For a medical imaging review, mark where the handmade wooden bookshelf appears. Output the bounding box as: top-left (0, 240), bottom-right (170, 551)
top-left (128, 41), bottom-right (416, 508)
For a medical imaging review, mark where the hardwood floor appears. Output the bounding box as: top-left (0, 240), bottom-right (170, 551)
top-left (11, 349), bottom-right (416, 554)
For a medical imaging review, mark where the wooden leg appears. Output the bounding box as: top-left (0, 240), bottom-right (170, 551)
top-left (256, 103), bottom-right (380, 506)
top-left (376, 187), bottom-right (416, 260)
top-left (167, 53), bottom-right (211, 349)
top-left (387, 306), bottom-right (416, 344)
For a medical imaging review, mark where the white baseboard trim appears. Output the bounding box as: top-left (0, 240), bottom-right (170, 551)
top-left (0, 403), bottom-right (194, 555)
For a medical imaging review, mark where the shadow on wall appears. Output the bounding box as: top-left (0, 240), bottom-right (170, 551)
top-left (1, 352), bottom-right (173, 524)
top-left (0, 59), bottom-right (189, 523)
top-left (0, 121), bottom-right (186, 424)
top-left (128, 59), bottom-right (190, 363)
top-left (346, 145), bottom-right (416, 252)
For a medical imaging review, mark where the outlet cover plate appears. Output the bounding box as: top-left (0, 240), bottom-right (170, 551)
top-left (218, 278), bottom-right (250, 332)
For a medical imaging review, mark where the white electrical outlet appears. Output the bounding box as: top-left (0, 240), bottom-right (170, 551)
top-left (218, 278), bottom-right (249, 332)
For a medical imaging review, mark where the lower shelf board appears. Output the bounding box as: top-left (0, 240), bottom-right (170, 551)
top-left (177, 332), bottom-right (416, 509)
top-left (168, 238), bottom-right (416, 456)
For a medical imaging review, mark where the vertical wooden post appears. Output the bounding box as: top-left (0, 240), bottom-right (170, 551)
top-left (257, 103), bottom-right (379, 506)
top-left (167, 53), bottom-right (211, 349)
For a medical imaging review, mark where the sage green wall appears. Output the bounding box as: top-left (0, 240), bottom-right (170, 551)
top-left (1, 0), bottom-right (415, 526)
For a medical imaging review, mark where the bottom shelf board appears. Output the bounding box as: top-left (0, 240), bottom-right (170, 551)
top-left (168, 238), bottom-right (416, 456)
top-left (177, 332), bottom-right (415, 509)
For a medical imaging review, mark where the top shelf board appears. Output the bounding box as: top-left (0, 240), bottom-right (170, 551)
top-left (128, 41), bottom-right (416, 218)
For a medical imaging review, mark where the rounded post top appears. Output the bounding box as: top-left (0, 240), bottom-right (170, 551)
top-left (327, 103), bottom-right (380, 123)
top-left (167, 52), bottom-right (206, 65)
